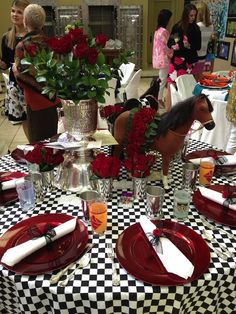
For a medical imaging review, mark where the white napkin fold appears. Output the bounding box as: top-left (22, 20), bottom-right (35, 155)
top-left (190, 154), bottom-right (236, 166)
top-left (199, 187), bottom-right (236, 211)
top-left (1, 218), bottom-right (77, 267)
top-left (1, 178), bottom-right (25, 191)
top-left (139, 216), bottom-right (194, 279)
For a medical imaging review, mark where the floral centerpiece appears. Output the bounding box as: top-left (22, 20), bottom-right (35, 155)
top-left (91, 153), bottom-right (121, 200)
top-left (25, 144), bottom-right (64, 172)
top-left (91, 153), bottom-right (121, 179)
top-left (21, 21), bottom-right (133, 141)
top-left (21, 20), bottom-right (133, 104)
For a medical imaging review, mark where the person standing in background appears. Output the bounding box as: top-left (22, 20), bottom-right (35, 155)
top-left (14, 4), bottom-right (59, 144)
top-left (0, 0), bottom-right (29, 126)
top-left (152, 9), bottom-right (173, 110)
top-left (194, 1), bottom-right (214, 80)
top-left (165, 3), bottom-right (201, 110)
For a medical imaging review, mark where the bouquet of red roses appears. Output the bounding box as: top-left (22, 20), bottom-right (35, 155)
top-left (91, 153), bottom-right (121, 178)
top-left (25, 144), bottom-right (64, 172)
top-left (99, 105), bottom-right (123, 124)
top-left (124, 153), bottom-right (156, 178)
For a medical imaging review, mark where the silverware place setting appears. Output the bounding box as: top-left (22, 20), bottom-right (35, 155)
top-left (50, 243), bottom-right (94, 285)
top-left (106, 243), bottom-right (120, 286)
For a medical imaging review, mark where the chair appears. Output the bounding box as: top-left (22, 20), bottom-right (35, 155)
top-left (116, 62), bottom-right (136, 101)
top-left (119, 62), bottom-right (135, 87)
top-left (170, 74), bottom-right (197, 106)
top-left (124, 69), bottom-right (142, 100)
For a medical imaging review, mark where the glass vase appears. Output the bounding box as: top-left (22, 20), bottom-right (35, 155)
top-left (132, 177), bottom-right (147, 200)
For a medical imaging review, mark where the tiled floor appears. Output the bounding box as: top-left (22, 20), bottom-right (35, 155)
top-left (0, 76), bottom-right (154, 156)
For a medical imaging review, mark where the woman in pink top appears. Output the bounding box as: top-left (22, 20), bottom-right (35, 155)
top-left (152, 9), bottom-right (173, 110)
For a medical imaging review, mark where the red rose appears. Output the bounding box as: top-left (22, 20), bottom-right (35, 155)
top-left (25, 44), bottom-right (38, 57)
top-left (46, 34), bottom-right (72, 54)
top-left (95, 34), bottom-right (107, 48)
top-left (87, 48), bottom-right (98, 65)
top-left (153, 229), bottom-right (162, 238)
top-left (68, 28), bottom-right (86, 45)
top-left (73, 42), bottom-right (89, 59)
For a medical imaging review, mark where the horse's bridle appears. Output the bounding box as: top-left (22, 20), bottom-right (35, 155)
top-left (169, 119), bottom-right (215, 137)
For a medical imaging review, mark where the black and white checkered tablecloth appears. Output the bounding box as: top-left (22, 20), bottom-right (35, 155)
top-left (0, 139), bottom-right (236, 314)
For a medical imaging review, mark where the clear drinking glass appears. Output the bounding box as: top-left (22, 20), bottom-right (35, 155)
top-left (146, 186), bottom-right (165, 220)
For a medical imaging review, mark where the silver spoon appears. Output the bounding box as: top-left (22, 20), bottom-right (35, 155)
top-left (59, 253), bottom-right (91, 287)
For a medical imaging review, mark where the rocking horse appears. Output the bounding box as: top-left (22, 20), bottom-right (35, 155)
top-left (113, 94), bottom-right (215, 189)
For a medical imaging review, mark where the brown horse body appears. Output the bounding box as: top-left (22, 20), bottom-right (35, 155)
top-left (113, 94), bottom-right (215, 189)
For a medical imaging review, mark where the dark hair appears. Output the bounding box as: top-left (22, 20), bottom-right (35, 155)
top-left (157, 9), bottom-right (172, 29)
top-left (180, 3), bottom-right (197, 32)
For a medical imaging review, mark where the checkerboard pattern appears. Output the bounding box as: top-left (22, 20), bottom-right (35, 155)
top-left (0, 140), bottom-right (236, 314)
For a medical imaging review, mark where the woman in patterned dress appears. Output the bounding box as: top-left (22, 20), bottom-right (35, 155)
top-left (0, 0), bottom-right (29, 125)
top-left (152, 9), bottom-right (173, 111)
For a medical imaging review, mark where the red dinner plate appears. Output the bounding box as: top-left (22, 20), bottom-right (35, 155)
top-left (116, 220), bottom-right (210, 286)
top-left (193, 185), bottom-right (236, 227)
top-left (0, 172), bottom-right (27, 205)
top-left (185, 150), bottom-right (235, 176)
top-left (0, 213), bottom-right (88, 274)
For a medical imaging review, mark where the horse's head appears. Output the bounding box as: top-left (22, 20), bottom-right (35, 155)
top-left (194, 95), bottom-right (215, 130)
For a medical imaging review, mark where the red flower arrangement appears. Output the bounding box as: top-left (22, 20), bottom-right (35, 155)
top-left (91, 153), bottom-right (121, 178)
top-left (100, 105), bottom-right (123, 124)
top-left (124, 153), bottom-right (156, 178)
top-left (126, 107), bottom-right (160, 156)
top-left (25, 144), bottom-right (64, 172)
top-left (21, 21), bottom-right (112, 103)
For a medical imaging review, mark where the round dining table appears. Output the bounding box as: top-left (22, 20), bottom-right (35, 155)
top-left (0, 139), bottom-right (235, 314)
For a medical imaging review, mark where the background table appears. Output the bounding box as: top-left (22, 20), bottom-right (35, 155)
top-left (0, 140), bottom-right (236, 314)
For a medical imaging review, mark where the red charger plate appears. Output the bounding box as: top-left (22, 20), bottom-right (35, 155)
top-left (0, 172), bottom-right (27, 205)
top-left (116, 220), bottom-right (210, 286)
top-left (0, 213), bottom-right (88, 274)
top-left (185, 150), bottom-right (235, 176)
top-left (193, 185), bottom-right (236, 227)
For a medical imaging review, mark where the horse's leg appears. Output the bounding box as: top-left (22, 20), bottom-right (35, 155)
top-left (112, 144), bottom-right (123, 158)
top-left (162, 155), bottom-right (171, 190)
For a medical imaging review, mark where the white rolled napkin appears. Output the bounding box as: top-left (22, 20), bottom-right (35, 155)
top-left (189, 154), bottom-right (236, 166)
top-left (1, 218), bottom-right (77, 267)
top-left (1, 178), bottom-right (25, 191)
top-left (139, 216), bottom-right (194, 279)
top-left (199, 187), bottom-right (236, 211)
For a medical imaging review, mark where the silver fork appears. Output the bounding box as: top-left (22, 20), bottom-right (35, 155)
top-left (106, 243), bottom-right (120, 286)
top-left (201, 217), bottom-right (236, 241)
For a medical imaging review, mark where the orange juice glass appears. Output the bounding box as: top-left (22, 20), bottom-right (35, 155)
top-left (89, 199), bottom-right (107, 235)
top-left (199, 157), bottom-right (215, 186)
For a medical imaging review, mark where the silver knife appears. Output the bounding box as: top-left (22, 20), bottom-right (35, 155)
top-left (50, 243), bottom-right (94, 284)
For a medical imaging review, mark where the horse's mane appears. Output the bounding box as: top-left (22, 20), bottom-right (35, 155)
top-left (156, 94), bottom-right (213, 138)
